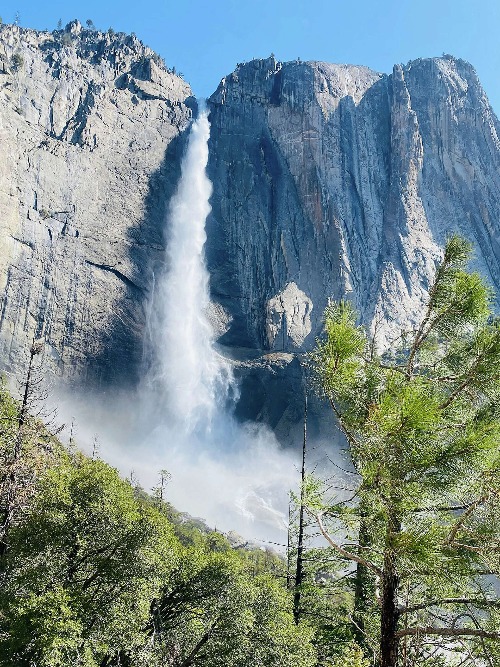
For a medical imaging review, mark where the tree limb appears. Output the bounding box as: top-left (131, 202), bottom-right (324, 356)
top-left (178, 619), bottom-right (218, 667)
top-left (316, 512), bottom-right (382, 577)
top-left (446, 490), bottom-right (500, 546)
top-left (412, 503), bottom-right (473, 514)
top-left (402, 598), bottom-right (500, 614)
top-left (439, 344), bottom-right (492, 411)
top-left (328, 398), bottom-right (359, 451)
top-left (405, 257), bottom-right (449, 378)
top-left (395, 627), bottom-right (500, 640)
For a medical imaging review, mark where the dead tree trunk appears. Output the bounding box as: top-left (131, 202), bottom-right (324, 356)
top-left (293, 393), bottom-right (307, 624)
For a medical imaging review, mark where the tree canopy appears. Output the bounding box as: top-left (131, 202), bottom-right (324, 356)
top-left (0, 389), bottom-right (315, 667)
top-left (2, 235), bottom-right (499, 667)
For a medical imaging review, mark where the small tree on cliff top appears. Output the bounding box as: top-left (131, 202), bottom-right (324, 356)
top-left (309, 236), bottom-right (500, 667)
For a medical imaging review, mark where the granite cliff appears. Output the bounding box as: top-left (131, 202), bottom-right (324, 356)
top-left (0, 21), bottom-right (193, 384)
top-left (206, 55), bottom-right (500, 434)
top-left (207, 56), bottom-right (500, 349)
top-left (1, 23), bottom-right (500, 438)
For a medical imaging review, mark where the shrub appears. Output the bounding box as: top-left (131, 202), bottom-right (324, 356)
top-left (10, 53), bottom-right (23, 72)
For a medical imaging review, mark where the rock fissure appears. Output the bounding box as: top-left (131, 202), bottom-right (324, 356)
top-left (84, 260), bottom-right (143, 292)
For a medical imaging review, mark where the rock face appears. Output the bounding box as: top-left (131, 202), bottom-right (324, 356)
top-left (0, 22), bottom-right (193, 384)
top-left (265, 282), bottom-right (312, 351)
top-left (207, 56), bottom-right (500, 354)
top-left (206, 56), bottom-right (500, 434)
top-left (1, 25), bottom-right (500, 439)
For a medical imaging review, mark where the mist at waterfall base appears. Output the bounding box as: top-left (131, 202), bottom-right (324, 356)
top-left (56, 109), bottom-right (302, 547)
top-left (59, 389), bottom-right (299, 546)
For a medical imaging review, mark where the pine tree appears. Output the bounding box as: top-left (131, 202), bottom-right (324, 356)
top-left (309, 236), bottom-right (500, 667)
top-left (0, 340), bottom-right (44, 556)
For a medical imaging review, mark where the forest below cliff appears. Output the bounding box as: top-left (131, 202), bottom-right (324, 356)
top-left (1, 237), bottom-right (500, 667)
top-left (0, 378), bottom-right (319, 667)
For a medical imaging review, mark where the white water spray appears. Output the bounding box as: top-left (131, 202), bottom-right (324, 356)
top-left (152, 108), bottom-right (232, 430)
top-left (57, 107), bottom-right (303, 546)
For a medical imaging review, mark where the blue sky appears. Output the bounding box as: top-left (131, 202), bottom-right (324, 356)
top-left (4, 1), bottom-right (500, 112)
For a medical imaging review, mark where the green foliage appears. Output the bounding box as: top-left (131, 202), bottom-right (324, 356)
top-left (1, 454), bottom-right (178, 665)
top-left (0, 377), bottom-right (64, 555)
top-left (0, 385), bottom-right (317, 666)
top-left (325, 643), bottom-right (370, 667)
top-left (146, 550), bottom-right (315, 667)
top-left (309, 236), bottom-right (500, 665)
top-left (310, 300), bottom-right (366, 400)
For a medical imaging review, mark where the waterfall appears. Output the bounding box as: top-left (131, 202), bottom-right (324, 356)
top-left (60, 106), bottom-right (299, 546)
top-left (139, 107), bottom-right (298, 540)
top-left (151, 108), bottom-right (232, 431)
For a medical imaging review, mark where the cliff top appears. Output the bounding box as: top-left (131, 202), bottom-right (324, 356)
top-left (0, 20), bottom-right (191, 98)
top-left (209, 53), bottom-right (499, 124)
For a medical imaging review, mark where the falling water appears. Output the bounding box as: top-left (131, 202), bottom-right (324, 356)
top-left (151, 107), bottom-right (232, 431)
top-left (59, 106), bottom-right (300, 545)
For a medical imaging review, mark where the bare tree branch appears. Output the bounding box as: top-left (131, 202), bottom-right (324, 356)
top-left (316, 511), bottom-right (382, 577)
top-left (402, 598), bottom-right (500, 614)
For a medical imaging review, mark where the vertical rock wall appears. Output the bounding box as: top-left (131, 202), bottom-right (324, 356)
top-left (0, 22), bottom-right (193, 384)
top-left (207, 56), bottom-right (500, 353)
top-left (206, 55), bottom-right (500, 436)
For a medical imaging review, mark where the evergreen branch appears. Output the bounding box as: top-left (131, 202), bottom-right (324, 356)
top-left (328, 398), bottom-right (359, 450)
top-left (362, 357), bottom-right (407, 375)
top-left (395, 626), bottom-right (500, 641)
top-left (405, 237), bottom-right (479, 378)
top-left (439, 341), bottom-right (494, 410)
top-left (451, 542), bottom-right (499, 553)
top-left (316, 511), bottom-right (382, 577)
top-left (446, 489), bottom-right (500, 545)
top-left (405, 250), bottom-right (453, 377)
top-left (412, 504), bottom-right (473, 513)
top-left (439, 376), bottom-right (478, 411)
top-left (403, 598), bottom-right (500, 614)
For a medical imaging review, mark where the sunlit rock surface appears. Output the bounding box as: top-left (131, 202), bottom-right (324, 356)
top-left (207, 56), bottom-right (500, 353)
top-left (206, 55), bottom-right (500, 436)
top-left (1, 26), bottom-right (500, 439)
top-left (0, 22), bottom-right (193, 383)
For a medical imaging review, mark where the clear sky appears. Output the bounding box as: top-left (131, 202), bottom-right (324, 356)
top-left (3, 1), bottom-right (500, 113)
